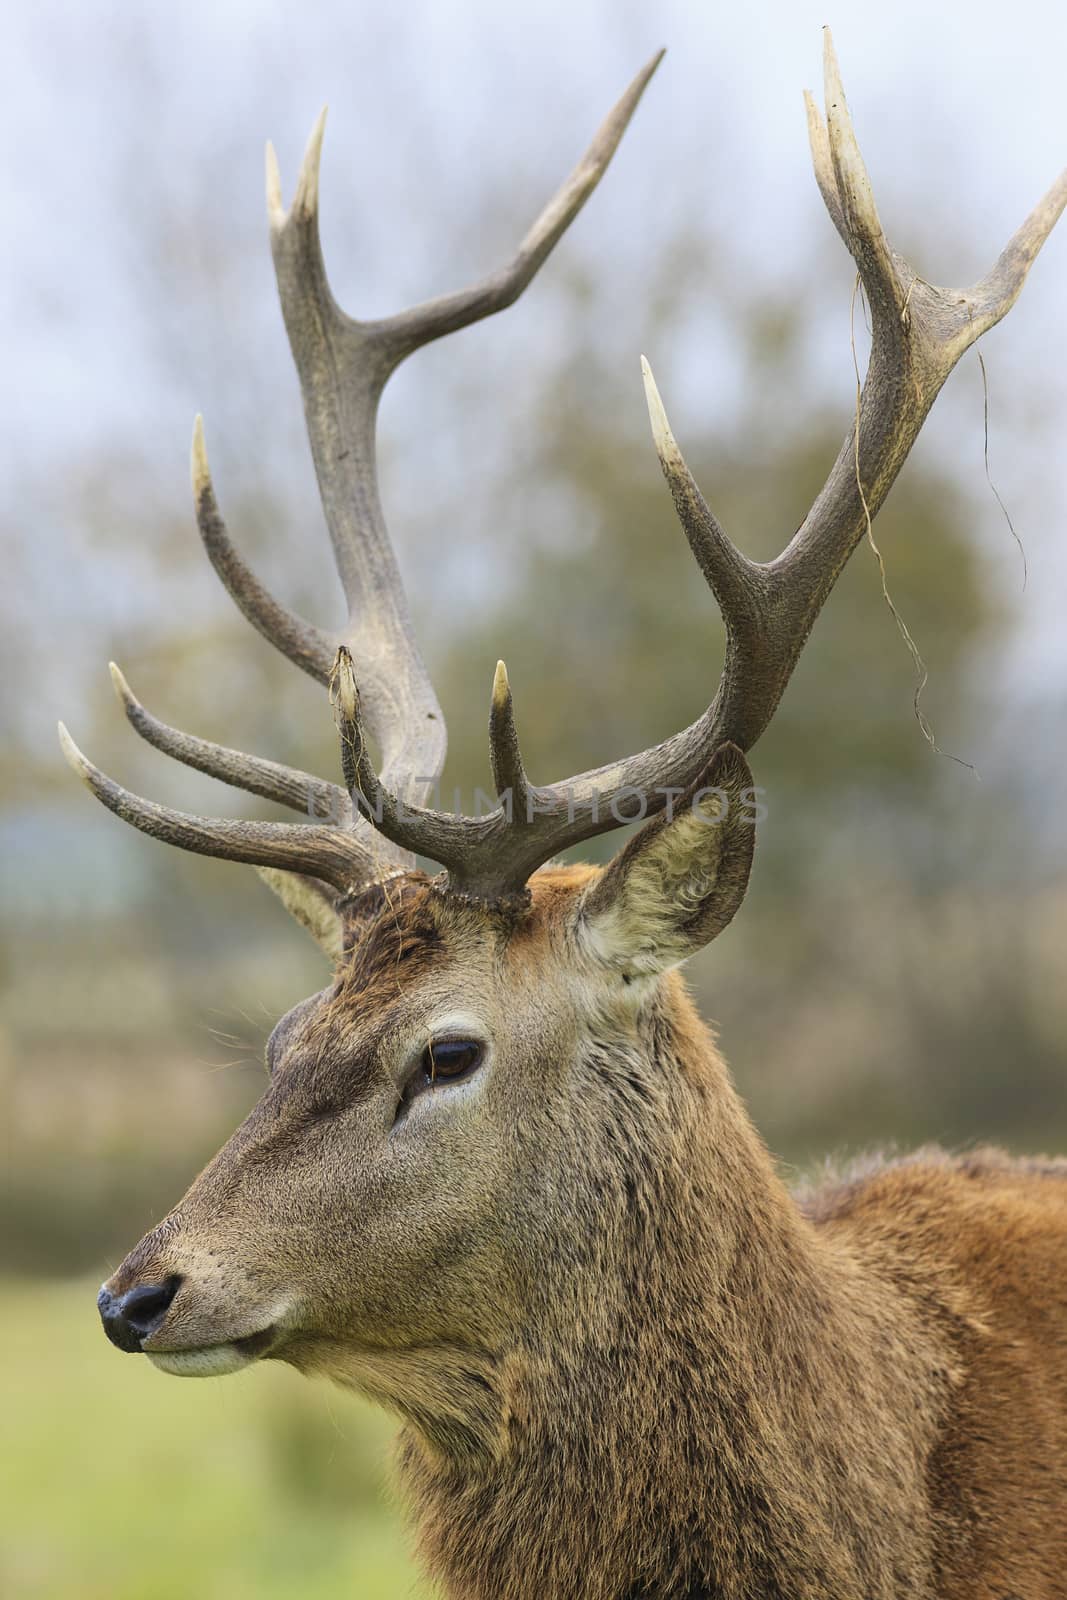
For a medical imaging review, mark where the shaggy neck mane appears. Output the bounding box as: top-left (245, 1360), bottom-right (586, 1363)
top-left (394, 985), bottom-right (957, 1600)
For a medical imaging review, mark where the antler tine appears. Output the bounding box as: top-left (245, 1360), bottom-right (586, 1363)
top-left (109, 662), bottom-right (348, 822)
top-left (330, 646), bottom-right (392, 826)
top-left (638, 359), bottom-right (776, 751)
top-left (329, 645), bottom-right (491, 868)
top-left (954, 167), bottom-right (1067, 352)
top-left (58, 724), bottom-right (372, 892)
top-left (803, 90), bottom-right (846, 247)
top-left (488, 661), bottom-right (531, 815)
top-left (818, 31), bottom-right (903, 321)
top-left (192, 417), bottom-right (337, 684)
top-left (640, 359), bottom-right (766, 639)
top-left (373, 51), bottom-right (666, 360)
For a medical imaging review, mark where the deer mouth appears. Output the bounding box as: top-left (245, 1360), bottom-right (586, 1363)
top-left (145, 1323), bottom-right (282, 1378)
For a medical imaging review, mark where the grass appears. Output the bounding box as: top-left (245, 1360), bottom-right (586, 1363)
top-left (0, 1278), bottom-right (434, 1600)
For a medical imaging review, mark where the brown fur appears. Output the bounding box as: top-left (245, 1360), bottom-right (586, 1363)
top-left (105, 863), bottom-right (1067, 1600)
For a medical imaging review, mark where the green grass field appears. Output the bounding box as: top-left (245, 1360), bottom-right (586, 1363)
top-left (0, 1279), bottom-right (433, 1599)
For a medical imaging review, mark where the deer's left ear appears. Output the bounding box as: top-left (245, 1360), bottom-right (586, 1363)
top-left (255, 867), bottom-right (343, 963)
top-left (577, 744), bottom-right (756, 976)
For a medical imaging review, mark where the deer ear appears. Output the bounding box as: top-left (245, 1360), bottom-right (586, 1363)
top-left (577, 744), bottom-right (756, 975)
top-left (255, 868), bottom-right (343, 962)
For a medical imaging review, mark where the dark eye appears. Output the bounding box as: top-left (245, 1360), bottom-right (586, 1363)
top-left (393, 1036), bottom-right (487, 1129)
top-left (421, 1038), bottom-right (484, 1083)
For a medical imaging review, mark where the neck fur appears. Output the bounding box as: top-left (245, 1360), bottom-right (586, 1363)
top-left (394, 985), bottom-right (954, 1600)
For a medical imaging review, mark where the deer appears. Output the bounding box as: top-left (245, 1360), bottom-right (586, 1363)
top-left (60, 29), bottom-right (1067, 1600)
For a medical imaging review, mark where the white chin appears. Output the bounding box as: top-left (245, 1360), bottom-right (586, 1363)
top-left (147, 1343), bottom-right (257, 1378)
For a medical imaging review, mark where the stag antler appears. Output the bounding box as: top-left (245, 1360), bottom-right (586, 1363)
top-left (59, 53), bottom-right (663, 895)
top-left (61, 33), bottom-right (1065, 908)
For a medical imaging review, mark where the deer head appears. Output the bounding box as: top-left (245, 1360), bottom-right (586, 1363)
top-left (65, 32), bottom-right (1062, 1466)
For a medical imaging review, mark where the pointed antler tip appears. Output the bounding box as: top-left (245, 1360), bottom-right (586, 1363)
top-left (804, 87), bottom-right (833, 182)
top-left (294, 107), bottom-right (328, 215)
top-left (190, 414), bottom-right (210, 496)
top-left (822, 27), bottom-right (847, 110)
top-left (624, 48), bottom-right (666, 105)
top-left (308, 104), bottom-right (329, 159)
top-left (640, 356), bottom-right (674, 456)
top-left (332, 644), bottom-right (358, 719)
top-left (58, 722), bottom-right (89, 778)
top-left (492, 659), bottom-right (511, 706)
top-left (803, 88), bottom-right (829, 162)
top-left (816, 30), bottom-right (888, 260)
top-left (108, 660), bottom-right (133, 704)
top-left (488, 659), bottom-right (529, 804)
top-left (265, 139), bottom-right (284, 225)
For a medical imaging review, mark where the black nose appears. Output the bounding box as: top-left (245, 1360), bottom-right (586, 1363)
top-left (97, 1277), bottom-right (182, 1353)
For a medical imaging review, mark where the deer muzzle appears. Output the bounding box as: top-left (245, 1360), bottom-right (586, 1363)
top-left (98, 1227), bottom-right (297, 1377)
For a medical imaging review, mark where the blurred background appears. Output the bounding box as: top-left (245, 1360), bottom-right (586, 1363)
top-left (2, 0), bottom-right (1066, 1594)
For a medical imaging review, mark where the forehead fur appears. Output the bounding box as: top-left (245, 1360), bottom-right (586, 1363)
top-left (334, 873), bottom-right (444, 1008)
top-left (331, 863), bottom-right (599, 1009)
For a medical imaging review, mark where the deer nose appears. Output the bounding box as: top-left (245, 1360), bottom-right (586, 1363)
top-left (98, 1277), bottom-right (182, 1353)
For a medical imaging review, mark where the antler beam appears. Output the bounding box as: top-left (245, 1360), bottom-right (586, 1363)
top-left (265, 50), bottom-right (663, 815)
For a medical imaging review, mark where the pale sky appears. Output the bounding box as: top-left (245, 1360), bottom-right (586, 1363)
top-left (3, 0), bottom-right (1065, 734)
top-left (6, 0), bottom-right (1063, 438)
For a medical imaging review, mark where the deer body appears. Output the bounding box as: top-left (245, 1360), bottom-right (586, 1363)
top-left (62, 32), bottom-right (1067, 1600)
top-left (405, 1147), bottom-right (1067, 1600)
top-left (402, 1139), bottom-right (1067, 1600)
top-left (102, 869), bottom-right (1067, 1599)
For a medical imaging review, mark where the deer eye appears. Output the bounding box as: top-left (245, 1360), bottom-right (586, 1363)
top-left (421, 1038), bottom-right (484, 1083)
top-left (393, 1036), bottom-right (487, 1129)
